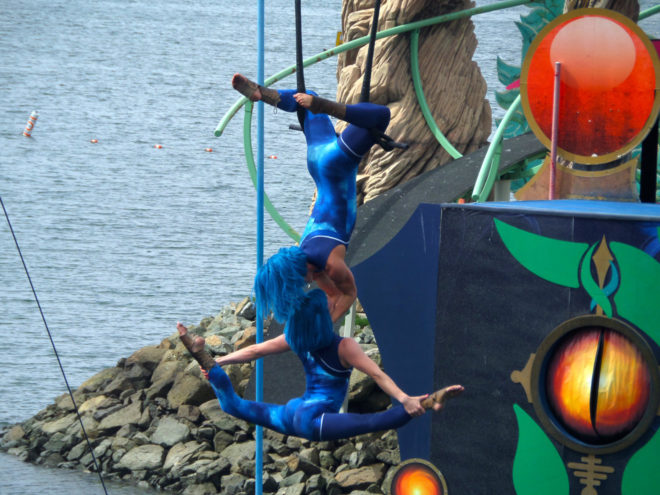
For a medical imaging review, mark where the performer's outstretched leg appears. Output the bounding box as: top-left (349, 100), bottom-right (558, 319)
top-left (421, 385), bottom-right (465, 411)
top-left (314, 385), bottom-right (464, 441)
top-left (294, 92), bottom-right (390, 131)
top-left (316, 404), bottom-right (411, 441)
top-left (232, 74), bottom-right (389, 133)
top-left (177, 322), bottom-right (216, 371)
top-left (232, 73), bottom-right (281, 107)
top-left (177, 323), bottom-right (294, 436)
top-left (206, 366), bottom-right (294, 436)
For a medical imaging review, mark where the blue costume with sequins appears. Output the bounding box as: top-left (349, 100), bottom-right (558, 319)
top-left (275, 90), bottom-right (390, 270)
top-left (206, 334), bottom-right (412, 441)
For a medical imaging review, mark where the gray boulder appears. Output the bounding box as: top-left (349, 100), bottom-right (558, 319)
top-left (116, 444), bottom-right (165, 471)
top-left (150, 416), bottom-right (190, 447)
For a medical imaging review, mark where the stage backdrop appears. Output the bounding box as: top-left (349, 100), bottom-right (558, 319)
top-left (352, 200), bottom-right (660, 495)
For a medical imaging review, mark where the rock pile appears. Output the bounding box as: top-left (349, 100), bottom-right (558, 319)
top-left (0, 300), bottom-right (403, 494)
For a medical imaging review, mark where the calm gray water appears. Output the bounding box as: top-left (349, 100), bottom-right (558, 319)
top-left (1, 0), bottom-right (658, 492)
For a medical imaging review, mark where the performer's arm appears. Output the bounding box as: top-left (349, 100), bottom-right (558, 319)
top-left (312, 270), bottom-right (353, 323)
top-left (338, 338), bottom-right (426, 417)
top-left (215, 334), bottom-right (290, 366)
top-left (316, 246), bottom-right (357, 323)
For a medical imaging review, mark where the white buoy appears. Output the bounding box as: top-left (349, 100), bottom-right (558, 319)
top-left (23, 111), bottom-right (38, 137)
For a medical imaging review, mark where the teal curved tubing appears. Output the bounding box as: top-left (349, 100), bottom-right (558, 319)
top-left (215, 0), bottom-right (537, 240)
top-left (472, 94), bottom-right (522, 202)
top-left (640, 4), bottom-right (660, 20)
top-left (215, 0), bottom-right (533, 137)
top-left (410, 29), bottom-right (462, 159)
top-left (242, 101), bottom-right (301, 242)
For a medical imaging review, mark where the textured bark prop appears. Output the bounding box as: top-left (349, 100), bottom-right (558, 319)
top-left (337, 0), bottom-right (492, 204)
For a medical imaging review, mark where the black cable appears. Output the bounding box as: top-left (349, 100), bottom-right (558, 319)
top-left (360, 0), bottom-right (408, 152)
top-left (360, 0), bottom-right (381, 103)
top-left (294, 0), bottom-right (306, 130)
top-left (0, 195), bottom-right (109, 495)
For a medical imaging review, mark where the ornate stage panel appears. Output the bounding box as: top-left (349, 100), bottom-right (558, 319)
top-left (353, 201), bottom-right (660, 495)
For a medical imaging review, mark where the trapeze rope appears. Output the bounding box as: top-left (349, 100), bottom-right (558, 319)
top-left (361, 0), bottom-right (409, 151)
top-left (294, 0), bottom-right (306, 130)
top-left (359, 0), bottom-right (381, 104)
top-left (0, 195), bottom-right (109, 495)
top-left (292, 0), bottom-right (407, 153)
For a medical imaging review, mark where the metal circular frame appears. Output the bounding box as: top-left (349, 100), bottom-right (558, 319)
top-left (390, 458), bottom-right (449, 495)
top-left (530, 315), bottom-right (659, 454)
top-left (520, 8), bottom-right (660, 165)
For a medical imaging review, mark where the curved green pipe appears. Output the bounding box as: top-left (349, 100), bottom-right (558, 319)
top-left (640, 4), bottom-right (660, 20)
top-left (472, 94), bottom-right (523, 202)
top-left (410, 29), bottom-right (462, 159)
top-left (219, 0), bottom-right (660, 235)
top-left (215, 0), bottom-right (534, 136)
top-left (242, 101), bottom-right (301, 242)
top-left (218, 0), bottom-right (535, 237)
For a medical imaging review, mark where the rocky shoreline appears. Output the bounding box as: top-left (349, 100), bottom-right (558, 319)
top-left (0, 299), bottom-right (402, 495)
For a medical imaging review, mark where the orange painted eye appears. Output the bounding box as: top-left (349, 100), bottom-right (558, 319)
top-left (545, 327), bottom-right (651, 444)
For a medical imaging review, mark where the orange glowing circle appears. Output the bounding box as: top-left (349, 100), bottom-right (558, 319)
top-left (521, 9), bottom-right (660, 164)
top-left (391, 460), bottom-right (447, 495)
top-left (549, 16), bottom-right (635, 90)
top-left (546, 327), bottom-right (651, 443)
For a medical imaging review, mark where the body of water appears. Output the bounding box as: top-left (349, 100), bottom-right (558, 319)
top-left (1, 0), bottom-right (658, 492)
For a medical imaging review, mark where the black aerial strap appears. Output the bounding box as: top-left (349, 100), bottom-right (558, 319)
top-left (294, 0), bottom-right (407, 150)
top-left (360, 0), bottom-right (409, 151)
top-left (294, 0), bottom-right (306, 130)
top-left (360, 0), bottom-right (381, 103)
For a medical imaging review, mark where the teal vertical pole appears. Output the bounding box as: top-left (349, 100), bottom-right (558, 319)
top-left (255, 0), bottom-right (265, 494)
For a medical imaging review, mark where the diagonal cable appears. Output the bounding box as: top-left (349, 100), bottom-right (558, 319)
top-left (1, 194), bottom-right (109, 495)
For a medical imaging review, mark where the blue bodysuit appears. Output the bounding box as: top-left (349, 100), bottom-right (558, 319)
top-left (206, 335), bottom-right (412, 441)
top-left (275, 90), bottom-right (390, 270)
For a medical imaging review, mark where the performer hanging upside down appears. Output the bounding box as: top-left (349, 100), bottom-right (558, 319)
top-left (232, 74), bottom-right (391, 323)
top-left (177, 289), bottom-right (463, 442)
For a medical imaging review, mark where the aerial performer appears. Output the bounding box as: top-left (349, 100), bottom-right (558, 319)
top-left (177, 289), bottom-right (463, 441)
top-left (233, 0), bottom-right (403, 325)
top-left (233, 73), bottom-right (391, 324)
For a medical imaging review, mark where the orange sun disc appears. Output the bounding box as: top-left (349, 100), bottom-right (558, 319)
top-left (521, 8), bottom-right (660, 164)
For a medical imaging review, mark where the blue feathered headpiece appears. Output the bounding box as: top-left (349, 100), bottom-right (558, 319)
top-left (284, 289), bottom-right (334, 355)
top-left (253, 246), bottom-right (308, 322)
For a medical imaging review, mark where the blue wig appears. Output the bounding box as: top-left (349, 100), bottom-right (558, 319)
top-left (253, 246), bottom-right (308, 322)
top-left (284, 289), bottom-right (334, 355)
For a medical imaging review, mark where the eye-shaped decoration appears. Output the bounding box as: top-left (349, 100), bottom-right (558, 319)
top-left (527, 315), bottom-right (659, 454)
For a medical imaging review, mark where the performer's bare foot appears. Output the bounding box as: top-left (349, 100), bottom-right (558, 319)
top-left (176, 322), bottom-right (205, 354)
top-left (294, 92), bottom-right (313, 108)
top-left (232, 73), bottom-right (261, 101)
top-left (421, 385), bottom-right (464, 411)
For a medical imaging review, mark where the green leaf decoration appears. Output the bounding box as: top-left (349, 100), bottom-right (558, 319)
top-left (496, 89), bottom-right (520, 110)
top-left (622, 430), bottom-right (660, 495)
top-left (515, 21), bottom-right (538, 57)
top-left (513, 404), bottom-right (569, 495)
top-left (494, 219), bottom-right (589, 288)
top-left (610, 242), bottom-right (660, 346)
top-left (503, 115), bottom-right (531, 139)
top-left (497, 56), bottom-right (521, 86)
top-left (495, 1), bottom-right (561, 138)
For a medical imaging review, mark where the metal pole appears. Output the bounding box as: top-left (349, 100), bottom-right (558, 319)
top-left (640, 115), bottom-right (658, 203)
top-left (549, 62), bottom-right (561, 200)
top-left (255, 0), bottom-right (265, 493)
